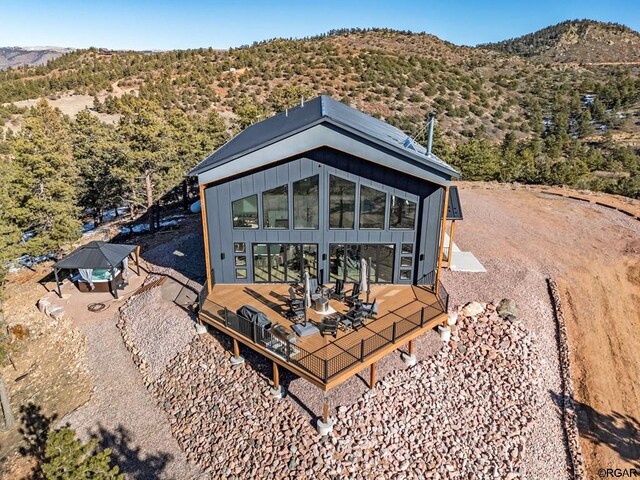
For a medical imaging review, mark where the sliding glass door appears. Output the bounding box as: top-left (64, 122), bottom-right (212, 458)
top-left (253, 243), bottom-right (317, 283)
top-left (329, 244), bottom-right (395, 284)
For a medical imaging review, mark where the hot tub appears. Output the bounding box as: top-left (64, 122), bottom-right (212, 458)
top-left (74, 268), bottom-right (123, 293)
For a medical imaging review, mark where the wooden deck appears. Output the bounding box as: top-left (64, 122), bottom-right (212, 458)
top-left (199, 283), bottom-right (447, 390)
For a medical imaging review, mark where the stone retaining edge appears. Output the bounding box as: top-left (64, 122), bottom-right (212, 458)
top-left (547, 278), bottom-right (585, 480)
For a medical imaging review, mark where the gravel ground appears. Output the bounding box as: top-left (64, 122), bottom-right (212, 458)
top-left (119, 288), bottom-right (197, 382)
top-left (141, 230), bottom-right (205, 286)
top-left (443, 262), bottom-right (569, 479)
top-left (286, 330), bottom-right (442, 419)
top-left (61, 316), bottom-right (207, 480)
top-left (150, 303), bottom-right (541, 479)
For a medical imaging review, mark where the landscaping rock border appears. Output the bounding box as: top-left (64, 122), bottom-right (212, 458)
top-left (547, 278), bottom-right (585, 480)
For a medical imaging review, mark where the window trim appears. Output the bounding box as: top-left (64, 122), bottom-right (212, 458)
top-left (328, 174), bottom-right (356, 230)
top-left (358, 184), bottom-right (387, 230)
top-left (401, 243), bottom-right (414, 255)
top-left (388, 194), bottom-right (418, 230)
top-left (399, 269), bottom-right (412, 281)
top-left (231, 194), bottom-right (259, 230)
top-left (292, 175), bottom-right (320, 230)
top-left (262, 184), bottom-right (290, 230)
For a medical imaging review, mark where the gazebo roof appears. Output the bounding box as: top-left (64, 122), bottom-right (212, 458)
top-left (53, 241), bottom-right (137, 270)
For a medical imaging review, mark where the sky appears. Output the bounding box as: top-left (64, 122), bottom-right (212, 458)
top-left (1, 0), bottom-right (639, 50)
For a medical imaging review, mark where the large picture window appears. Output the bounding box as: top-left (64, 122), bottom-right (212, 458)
top-left (262, 185), bottom-right (289, 229)
top-left (293, 175), bottom-right (319, 229)
top-left (329, 244), bottom-right (395, 284)
top-left (329, 175), bottom-right (355, 229)
top-left (253, 243), bottom-right (317, 283)
top-left (359, 185), bottom-right (386, 229)
top-left (232, 195), bottom-right (258, 229)
top-left (389, 195), bottom-right (417, 229)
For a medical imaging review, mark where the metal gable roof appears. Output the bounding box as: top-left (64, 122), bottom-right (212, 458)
top-left (189, 95), bottom-right (460, 179)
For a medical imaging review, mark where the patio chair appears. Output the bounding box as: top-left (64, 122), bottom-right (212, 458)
top-left (344, 283), bottom-right (361, 306)
top-left (356, 298), bottom-right (378, 318)
top-left (285, 303), bottom-right (305, 322)
top-left (285, 290), bottom-right (306, 322)
top-left (341, 306), bottom-right (366, 330)
top-left (288, 286), bottom-right (304, 308)
top-left (329, 279), bottom-right (345, 301)
top-left (320, 316), bottom-right (338, 338)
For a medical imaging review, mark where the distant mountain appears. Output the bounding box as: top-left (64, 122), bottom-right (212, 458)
top-left (0, 47), bottom-right (73, 70)
top-left (479, 20), bottom-right (640, 64)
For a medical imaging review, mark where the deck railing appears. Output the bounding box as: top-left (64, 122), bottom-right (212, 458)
top-left (200, 289), bottom-right (446, 384)
top-left (417, 269), bottom-right (450, 312)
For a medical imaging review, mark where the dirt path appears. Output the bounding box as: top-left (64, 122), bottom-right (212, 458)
top-left (62, 314), bottom-right (206, 480)
top-left (448, 183), bottom-right (640, 476)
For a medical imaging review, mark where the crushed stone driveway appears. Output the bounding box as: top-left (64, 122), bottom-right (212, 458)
top-left (62, 315), bottom-right (207, 480)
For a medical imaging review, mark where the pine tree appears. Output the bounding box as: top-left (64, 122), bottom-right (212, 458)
top-left (9, 100), bottom-right (81, 256)
top-left (115, 98), bottom-right (168, 214)
top-left (577, 109), bottom-right (594, 138)
top-left (72, 109), bottom-right (125, 221)
top-left (41, 427), bottom-right (123, 480)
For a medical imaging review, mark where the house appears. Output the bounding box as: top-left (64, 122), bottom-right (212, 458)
top-left (189, 96), bottom-right (461, 419)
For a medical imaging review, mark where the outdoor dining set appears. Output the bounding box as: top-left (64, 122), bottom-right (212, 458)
top-left (284, 273), bottom-right (379, 339)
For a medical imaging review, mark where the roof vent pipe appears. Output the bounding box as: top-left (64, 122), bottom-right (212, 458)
top-left (301, 96), bottom-right (304, 107)
top-left (427, 111), bottom-right (436, 156)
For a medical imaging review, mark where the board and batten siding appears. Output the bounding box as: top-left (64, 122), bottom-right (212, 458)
top-left (204, 147), bottom-right (446, 285)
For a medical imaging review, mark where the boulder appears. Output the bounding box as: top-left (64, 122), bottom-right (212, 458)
top-left (49, 307), bottom-right (65, 321)
top-left (37, 297), bottom-right (51, 313)
top-left (497, 299), bottom-right (517, 319)
top-left (461, 302), bottom-right (484, 317)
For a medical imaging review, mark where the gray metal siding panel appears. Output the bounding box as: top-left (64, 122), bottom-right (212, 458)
top-left (203, 150), bottom-right (443, 285)
top-left (419, 187), bottom-right (444, 279)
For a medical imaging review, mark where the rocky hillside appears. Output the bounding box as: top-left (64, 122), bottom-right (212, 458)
top-left (0, 47), bottom-right (72, 70)
top-left (0, 24), bottom-right (638, 202)
top-left (480, 20), bottom-right (640, 64)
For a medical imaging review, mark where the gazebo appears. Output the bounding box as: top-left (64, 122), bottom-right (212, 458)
top-left (52, 241), bottom-right (141, 298)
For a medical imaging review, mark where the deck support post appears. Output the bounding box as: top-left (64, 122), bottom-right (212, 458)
top-left (230, 338), bottom-right (245, 366)
top-left (317, 396), bottom-right (334, 436)
top-left (269, 362), bottom-right (283, 398)
top-left (199, 184), bottom-right (212, 293)
top-left (446, 220), bottom-right (456, 269)
top-left (369, 362), bottom-right (376, 389)
top-left (435, 186), bottom-right (450, 296)
top-left (401, 339), bottom-right (417, 366)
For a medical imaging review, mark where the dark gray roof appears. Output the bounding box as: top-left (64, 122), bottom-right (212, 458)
top-left (190, 95), bottom-right (459, 178)
top-left (53, 241), bottom-right (136, 270)
top-left (447, 186), bottom-right (463, 220)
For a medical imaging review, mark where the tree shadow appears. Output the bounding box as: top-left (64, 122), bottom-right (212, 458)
top-left (17, 403), bottom-right (57, 479)
top-left (550, 390), bottom-right (640, 468)
top-left (92, 423), bottom-right (172, 480)
top-left (135, 220), bottom-right (206, 287)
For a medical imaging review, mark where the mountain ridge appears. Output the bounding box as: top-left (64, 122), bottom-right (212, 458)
top-left (479, 19), bottom-right (640, 64)
top-left (0, 46), bottom-right (74, 70)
